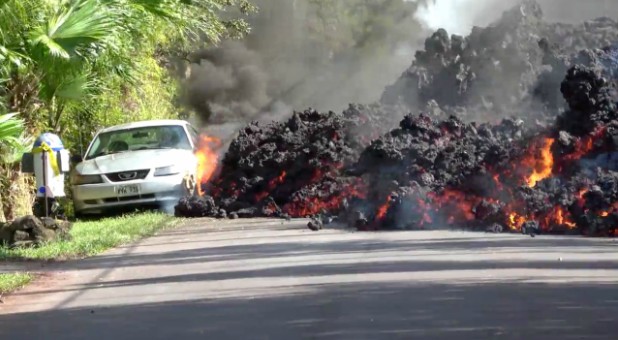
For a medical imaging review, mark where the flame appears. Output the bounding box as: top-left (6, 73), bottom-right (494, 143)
top-left (525, 138), bottom-right (555, 188)
top-left (549, 206), bottom-right (576, 229)
top-left (508, 212), bottom-right (526, 230)
top-left (376, 198), bottom-right (391, 220)
top-left (195, 135), bottom-right (222, 195)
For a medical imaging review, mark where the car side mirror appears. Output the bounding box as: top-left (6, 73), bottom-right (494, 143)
top-left (71, 154), bottom-right (83, 164)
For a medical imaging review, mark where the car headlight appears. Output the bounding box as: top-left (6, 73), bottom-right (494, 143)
top-left (71, 173), bottom-right (103, 185)
top-left (154, 165), bottom-right (182, 177)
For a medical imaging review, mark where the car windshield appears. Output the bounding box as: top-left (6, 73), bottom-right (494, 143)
top-left (85, 125), bottom-right (192, 160)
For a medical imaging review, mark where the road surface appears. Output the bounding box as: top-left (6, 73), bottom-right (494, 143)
top-left (1, 218), bottom-right (617, 339)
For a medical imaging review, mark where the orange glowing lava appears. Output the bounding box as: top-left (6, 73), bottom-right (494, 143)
top-left (429, 190), bottom-right (477, 222)
top-left (195, 135), bottom-right (222, 195)
top-left (255, 171), bottom-right (288, 202)
top-left (548, 206), bottom-right (576, 229)
top-left (492, 173), bottom-right (503, 191)
top-left (269, 171), bottom-right (287, 189)
top-left (597, 202), bottom-right (618, 218)
top-left (508, 212), bottom-right (526, 230)
top-left (564, 127), bottom-right (606, 161)
top-left (283, 180), bottom-right (367, 218)
top-left (376, 198), bottom-right (391, 220)
top-left (525, 138), bottom-right (555, 188)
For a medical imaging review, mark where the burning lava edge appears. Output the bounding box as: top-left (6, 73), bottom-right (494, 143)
top-left (176, 2), bottom-right (618, 237)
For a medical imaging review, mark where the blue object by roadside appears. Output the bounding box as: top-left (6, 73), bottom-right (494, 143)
top-left (33, 133), bottom-right (64, 151)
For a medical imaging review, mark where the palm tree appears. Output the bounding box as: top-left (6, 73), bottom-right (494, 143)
top-left (0, 0), bottom-right (255, 220)
top-left (1, 0), bottom-right (255, 131)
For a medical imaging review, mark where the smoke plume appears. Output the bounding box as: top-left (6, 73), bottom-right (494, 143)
top-left (182, 0), bottom-right (427, 128)
top-left (181, 0), bottom-right (618, 135)
top-left (184, 41), bottom-right (269, 124)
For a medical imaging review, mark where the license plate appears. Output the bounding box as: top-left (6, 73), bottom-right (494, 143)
top-left (115, 184), bottom-right (140, 197)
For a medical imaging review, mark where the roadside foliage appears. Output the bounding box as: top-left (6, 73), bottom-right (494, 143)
top-left (0, 0), bottom-right (254, 220)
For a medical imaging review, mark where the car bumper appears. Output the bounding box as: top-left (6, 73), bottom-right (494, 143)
top-left (72, 173), bottom-right (185, 214)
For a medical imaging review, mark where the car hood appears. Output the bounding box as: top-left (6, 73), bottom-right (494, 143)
top-left (76, 149), bottom-right (197, 175)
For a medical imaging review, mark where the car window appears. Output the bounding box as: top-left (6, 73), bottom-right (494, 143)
top-left (188, 125), bottom-right (200, 147)
top-left (85, 125), bottom-right (192, 159)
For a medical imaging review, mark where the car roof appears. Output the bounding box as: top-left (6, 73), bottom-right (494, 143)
top-left (98, 120), bottom-right (191, 134)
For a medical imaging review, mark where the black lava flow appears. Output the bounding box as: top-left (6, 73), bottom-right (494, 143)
top-left (175, 0), bottom-right (618, 236)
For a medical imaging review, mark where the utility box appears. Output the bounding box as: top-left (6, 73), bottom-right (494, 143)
top-left (21, 133), bottom-right (70, 199)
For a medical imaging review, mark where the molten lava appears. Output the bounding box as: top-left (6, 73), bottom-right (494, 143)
top-left (376, 198), bottom-right (391, 220)
top-left (429, 190), bottom-right (478, 222)
top-left (283, 180), bottom-right (366, 217)
top-left (564, 127), bottom-right (606, 161)
top-left (255, 171), bottom-right (288, 203)
top-left (546, 206), bottom-right (576, 229)
top-left (508, 212), bottom-right (526, 230)
top-left (525, 138), bottom-right (555, 188)
top-left (270, 171), bottom-right (287, 189)
top-left (195, 135), bottom-right (222, 195)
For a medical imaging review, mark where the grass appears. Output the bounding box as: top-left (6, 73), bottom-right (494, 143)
top-left (0, 212), bottom-right (181, 261)
top-left (0, 273), bottom-right (34, 294)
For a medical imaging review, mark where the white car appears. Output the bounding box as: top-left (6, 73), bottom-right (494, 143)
top-left (71, 120), bottom-right (200, 216)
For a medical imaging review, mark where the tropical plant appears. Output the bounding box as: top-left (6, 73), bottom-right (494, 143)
top-left (0, 112), bottom-right (32, 222)
top-left (0, 113), bottom-right (24, 149)
top-left (1, 0), bottom-right (254, 127)
top-left (0, 0), bottom-right (256, 219)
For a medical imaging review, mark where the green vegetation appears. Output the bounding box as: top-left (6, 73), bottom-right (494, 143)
top-left (0, 272), bottom-right (33, 294)
top-left (0, 0), bottom-right (255, 220)
top-left (0, 113), bottom-right (32, 222)
top-left (0, 212), bottom-right (180, 260)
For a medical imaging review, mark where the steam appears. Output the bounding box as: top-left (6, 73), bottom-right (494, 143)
top-left (412, 0), bottom-right (511, 34)
top-left (181, 0), bottom-right (618, 137)
top-left (182, 0), bottom-right (428, 130)
top-left (412, 0), bottom-right (618, 34)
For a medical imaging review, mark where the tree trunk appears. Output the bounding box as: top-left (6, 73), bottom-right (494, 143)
top-left (0, 165), bottom-right (34, 222)
top-left (0, 194), bottom-right (6, 223)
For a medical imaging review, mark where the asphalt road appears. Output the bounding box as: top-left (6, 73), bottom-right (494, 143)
top-left (1, 218), bottom-right (617, 339)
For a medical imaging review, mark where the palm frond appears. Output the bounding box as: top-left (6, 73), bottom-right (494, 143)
top-left (128, 0), bottom-right (178, 20)
top-left (55, 71), bottom-right (95, 101)
top-left (0, 113), bottom-right (24, 146)
top-left (0, 134), bottom-right (32, 164)
top-left (0, 112), bottom-right (32, 165)
top-left (29, 0), bottom-right (118, 59)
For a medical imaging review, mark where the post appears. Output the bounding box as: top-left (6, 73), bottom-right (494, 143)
top-left (42, 150), bottom-right (49, 218)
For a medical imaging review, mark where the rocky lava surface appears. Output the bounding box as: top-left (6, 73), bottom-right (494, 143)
top-left (176, 1), bottom-right (618, 236)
